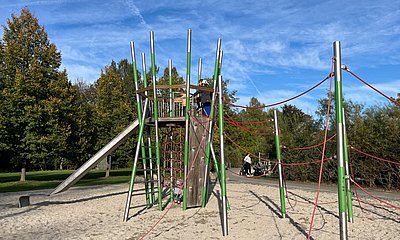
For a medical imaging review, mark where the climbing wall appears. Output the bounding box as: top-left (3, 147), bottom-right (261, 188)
top-left (187, 116), bottom-right (209, 207)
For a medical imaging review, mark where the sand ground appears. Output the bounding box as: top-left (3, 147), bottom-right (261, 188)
top-left (0, 174), bottom-right (399, 240)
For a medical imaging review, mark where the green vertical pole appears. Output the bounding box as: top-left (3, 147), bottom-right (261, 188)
top-left (201, 38), bottom-right (221, 207)
top-left (129, 42), bottom-right (150, 208)
top-left (141, 53), bottom-right (155, 205)
top-left (183, 29), bottom-right (192, 210)
top-left (123, 98), bottom-right (149, 221)
top-left (273, 109), bottom-right (286, 218)
top-left (147, 137), bottom-right (155, 204)
top-left (334, 40), bottom-right (348, 240)
top-left (214, 49), bottom-right (223, 179)
top-left (169, 59), bottom-right (173, 117)
top-left (218, 75), bottom-right (228, 236)
top-left (342, 107), bottom-right (353, 222)
top-left (150, 31), bottom-right (163, 210)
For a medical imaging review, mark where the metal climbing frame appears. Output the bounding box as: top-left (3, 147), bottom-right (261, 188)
top-left (122, 29), bottom-right (229, 236)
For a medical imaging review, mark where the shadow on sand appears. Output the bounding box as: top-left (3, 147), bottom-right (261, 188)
top-left (250, 190), bottom-right (316, 240)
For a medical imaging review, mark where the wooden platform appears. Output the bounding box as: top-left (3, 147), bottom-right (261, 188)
top-left (146, 117), bottom-right (185, 127)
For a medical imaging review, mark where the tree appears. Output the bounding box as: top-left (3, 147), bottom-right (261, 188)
top-left (224, 97), bottom-right (272, 167)
top-left (280, 104), bottom-right (323, 181)
top-left (0, 9), bottom-right (77, 178)
top-left (94, 60), bottom-right (136, 169)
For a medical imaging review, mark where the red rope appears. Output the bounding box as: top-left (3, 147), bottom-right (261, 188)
top-left (357, 196), bottom-right (397, 209)
top-left (225, 120), bottom-right (274, 136)
top-left (224, 115), bottom-right (274, 125)
top-left (225, 114), bottom-right (274, 136)
top-left (225, 117), bottom-right (273, 130)
top-left (345, 69), bottom-right (400, 107)
top-left (283, 157), bottom-right (332, 166)
top-left (348, 149), bottom-right (364, 213)
top-left (224, 133), bottom-right (279, 164)
top-left (308, 63), bottom-right (334, 240)
top-left (284, 134), bottom-right (336, 151)
top-left (224, 133), bottom-right (334, 167)
top-left (350, 146), bottom-right (400, 165)
top-left (350, 178), bottom-right (400, 210)
top-left (228, 74), bottom-right (331, 109)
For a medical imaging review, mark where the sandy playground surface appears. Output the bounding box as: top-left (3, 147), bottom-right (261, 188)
top-left (0, 173), bottom-right (399, 240)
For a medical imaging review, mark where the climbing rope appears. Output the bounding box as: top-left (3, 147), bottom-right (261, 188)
top-left (350, 146), bottom-right (400, 165)
top-left (307, 63), bottom-right (334, 240)
top-left (283, 134), bottom-right (336, 151)
top-left (350, 178), bottom-right (400, 210)
top-left (345, 68), bottom-right (400, 107)
top-left (225, 115), bottom-right (274, 136)
top-left (227, 73), bottom-right (332, 109)
top-left (224, 116), bottom-right (274, 125)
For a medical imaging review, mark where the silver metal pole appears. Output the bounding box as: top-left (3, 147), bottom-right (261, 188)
top-left (218, 75), bottom-right (228, 236)
top-left (201, 38), bottom-right (221, 207)
top-left (169, 59), bottom-right (173, 117)
top-left (219, 50), bottom-right (223, 71)
top-left (141, 53), bottom-right (148, 97)
top-left (150, 31), bottom-right (163, 209)
top-left (334, 40), bottom-right (348, 240)
top-left (183, 29), bottom-right (192, 209)
top-left (148, 137), bottom-right (154, 205)
top-left (123, 98), bottom-right (148, 221)
top-left (198, 57), bottom-right (202, 83)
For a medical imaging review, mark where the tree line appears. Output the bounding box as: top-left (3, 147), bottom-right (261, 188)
top-left (225, 95), bottom-right (400, 189)
top-left (1, 9), bottom-right (399, 189)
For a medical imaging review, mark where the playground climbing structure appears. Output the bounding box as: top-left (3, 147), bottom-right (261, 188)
top-left (51, 29), bottom-right (229, 236)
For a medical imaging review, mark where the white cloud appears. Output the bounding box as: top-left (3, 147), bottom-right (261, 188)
top-left (62, 63), bottom-right (100, 83)
top-left (1, 0), bottom-right (399, 113)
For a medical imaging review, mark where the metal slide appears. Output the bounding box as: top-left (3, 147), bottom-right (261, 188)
top-left (50, 119), bottom-right (140, 195)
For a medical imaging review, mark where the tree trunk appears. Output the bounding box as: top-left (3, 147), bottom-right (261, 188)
top-left (20, 168), bottom-right (26, 182)
top-left (105, 155), bottom-right (111, 178)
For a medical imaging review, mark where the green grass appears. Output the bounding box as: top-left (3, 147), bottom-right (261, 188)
top-left (0, 168), bottom-right (134, 193)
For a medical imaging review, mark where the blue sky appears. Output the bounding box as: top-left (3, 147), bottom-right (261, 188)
top-left (1, 0), bottom-right (400, 115)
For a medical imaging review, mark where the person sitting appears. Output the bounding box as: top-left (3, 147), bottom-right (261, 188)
top-left (174, 179), bottom-right (184, 204)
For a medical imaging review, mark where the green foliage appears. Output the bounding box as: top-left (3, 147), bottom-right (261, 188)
top-left (0, 9), bottom-right (99, 173)
top-left (94, 60), bottom-right (136, 168)
top-left (225, 97), bottom-right (274, 167)
top-left (280, 105), bottom-right (318, 180)
top-left (0, 9), bottom-right (73, 171)
top-left (348, 105), bottom-right (400, 188)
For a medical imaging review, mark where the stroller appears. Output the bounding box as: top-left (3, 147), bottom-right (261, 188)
top-left (253, 161), bottom-right (267, 176)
